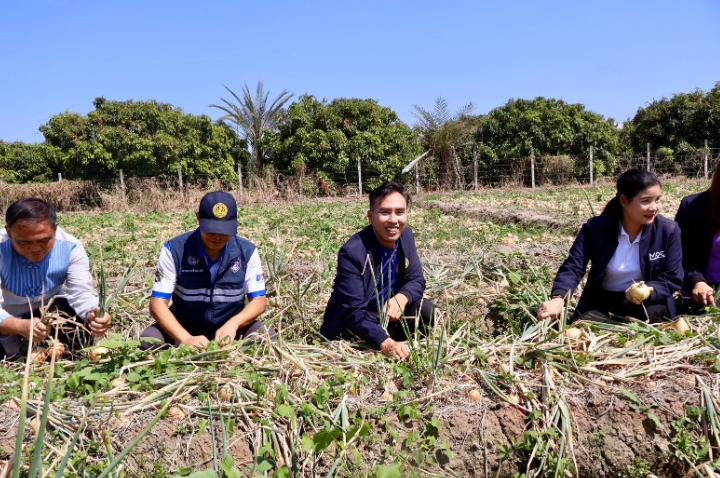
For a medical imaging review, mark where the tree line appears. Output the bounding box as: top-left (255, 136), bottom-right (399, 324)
top-left (1, 81), bottom-right (718, 189)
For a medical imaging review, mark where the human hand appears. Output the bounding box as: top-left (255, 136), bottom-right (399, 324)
top-left (179, 335), bottom-right (210, 349)
top-left (692, 281), bottom-right (715, 306)
top-left (89, 309), bottom-right (112, 337)
top-left (214, 322), bottom-right (239, 347)
top-left (21, 318), bottom-right (49, 343)
top-left (383, 293), bottom-right (408, 322)
top-left (537, 297), bottom-right (565, 320)
top-left (379, 338), bottom-right (410, 361)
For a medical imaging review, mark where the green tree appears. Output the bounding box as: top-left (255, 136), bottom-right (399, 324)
top-left (479, 97), bottom-right (620, 159)
top-left (0, 141), bottom-right (54, 183)
top-left (209, 81), bottom-right (293, 176)
top-left (624, 82), bottom-right (720, 153)
top-left (411, 97), bottom-right (477, 188)
top-left (40, 98), bottom-right (248, 181)
top-left (266, 95), bottom-right (421, 191)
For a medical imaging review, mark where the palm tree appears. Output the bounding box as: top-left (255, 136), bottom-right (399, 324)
top-left (411, 97), bottom-right (476, 189)
top-left (210, 81), bottom-right (294, 175)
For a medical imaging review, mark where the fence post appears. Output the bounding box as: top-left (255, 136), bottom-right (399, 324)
top-left (357, 154), bottom-right (362, 195)
top-left (119, 169), bottom-right (126, 207)
top-left (177, 165), bottom-right (183, 190)
top-left (237, 164), bottom-right (244, 203)
top-left (705, 140), bottom-right (709, 179)
top-left (589, 146), bottom-right (594, 186)
top-left (415, 165), bottom-right (420, 195)
top-left (298, 170), bottom-right (303, 198)
top-left (646, 143), bottom-right (651, 171)
top-left (473, 144), bottom-right (478, 191)
top-left (58, 173), bottom-right (62, 182)
top-left (530, 148), bottom-right (535, 189)
top-left (0, 177), bottom-right (4, 185)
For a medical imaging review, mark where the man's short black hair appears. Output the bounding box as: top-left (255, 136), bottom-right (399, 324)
top-left (368, 182), bottom-right (411, 211)
top-left (5, 198), bottom-right (57, 228)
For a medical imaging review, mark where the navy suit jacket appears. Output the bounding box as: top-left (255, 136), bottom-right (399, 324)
top-left (674, 190), bottom-right (713, 289)
top-left (321, 225), bottom-right (426, 348)
top-left (550, 214), bottom-right (683, 318)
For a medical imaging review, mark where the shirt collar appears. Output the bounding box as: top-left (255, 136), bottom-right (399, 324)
top-left (619, 224), bottom-right (642, 244)
top-left (196, 231), bottom-right (227, 267)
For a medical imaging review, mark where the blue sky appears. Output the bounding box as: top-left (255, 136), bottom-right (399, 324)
top-left (1, 0), bottom-right (719, 144)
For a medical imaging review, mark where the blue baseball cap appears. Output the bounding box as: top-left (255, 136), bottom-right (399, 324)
top-left (198, 191), bottom-right (237, 236)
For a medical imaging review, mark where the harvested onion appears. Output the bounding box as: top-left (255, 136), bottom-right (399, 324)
top-left (47, 342), bottom-right (65, 360)
top-left (468, 389), bottom-right (481, 402)
top-left (111, 377), bottom-right (125, 388)
top-left (628, 281), bottom-right (651, 301)
top-left (89, 347), bottom-right (110, 361)
top-left (167, 406), bottom-right (185, 420)
top-left (564, 328), bottom-right (583, 340)
top-left (669, 317), bottom-right (690, 335)
top-left (218, 386), bottom-right (233, 401)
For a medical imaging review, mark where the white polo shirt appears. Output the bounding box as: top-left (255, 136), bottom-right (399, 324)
top-left (602, 225), bottom-right (643, 292)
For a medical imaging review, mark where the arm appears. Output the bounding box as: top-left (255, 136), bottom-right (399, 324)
top-left (538, 221), bottom-right (593, 319)
top-left (334, 248), bottom-right (390, 348)
top-left (65, 244), bottom-right (110, 336)
top-left (150, 246), bottom-right (208, 348)
top-left (214, 249), bottom-right (268, 346)
top-left (644, 225), bottom-right (684, 301)
top-left (0, 258), bottom-right (48, 342)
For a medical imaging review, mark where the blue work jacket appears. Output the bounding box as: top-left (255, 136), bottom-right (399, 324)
top-left (550, 214), bottom-right (683, 318)
top-left (321, 226), bottom-right (426, 348)
top-left (166, 230), bottom-right (258, 335)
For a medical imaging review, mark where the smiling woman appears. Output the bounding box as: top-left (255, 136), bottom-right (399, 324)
top-left (537, 169), bottom-right (684, 324)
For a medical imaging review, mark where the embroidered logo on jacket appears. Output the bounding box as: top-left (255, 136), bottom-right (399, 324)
top-left (188, 256), bottom-right (200, 266)
top-left (230, 258), bottom-right (241, 273)
top-left (649, 251), bottom-right (665, 261)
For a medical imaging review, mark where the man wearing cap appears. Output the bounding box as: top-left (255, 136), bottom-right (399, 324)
top-left (321, 182), bottom-right (434, 361)
top-left (140, 191), bottom-right (270, 349)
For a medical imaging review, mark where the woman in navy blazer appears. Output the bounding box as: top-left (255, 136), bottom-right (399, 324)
top-left (538, 169), bottom-right (683, 323)
top-left (674, 164), bottom-right (720, 308)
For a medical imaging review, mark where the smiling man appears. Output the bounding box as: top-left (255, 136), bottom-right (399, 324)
top-left (141, 191), bottom-right (272, 350)
top-left (321, 182), bottom-right (434, 361)
top-left (0, 198), bottom-right (111, 360)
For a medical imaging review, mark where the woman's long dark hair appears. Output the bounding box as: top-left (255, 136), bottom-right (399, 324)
top-left (601, 169), bottom-right (662, 219)
top-left (706, 163), bottom-right (720, 233)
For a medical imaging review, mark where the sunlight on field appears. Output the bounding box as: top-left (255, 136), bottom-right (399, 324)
top-left (1, 181), bottom-right (719, 477)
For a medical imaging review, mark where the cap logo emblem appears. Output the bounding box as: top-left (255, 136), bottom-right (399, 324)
top-left (213, 203), bottom-right (228, 218)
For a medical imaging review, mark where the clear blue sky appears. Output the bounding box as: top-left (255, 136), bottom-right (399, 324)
top-left (1, 0), bottom-right (719, 144)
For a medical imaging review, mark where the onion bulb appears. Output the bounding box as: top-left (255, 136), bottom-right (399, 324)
top-left (468, 389), bottom-right (481, 401)
top-left (32, 347), bottom-right (48, 365)
top-left (628, 281), bottom-right (651, 301)
top-left (111, 377), bottom-right (125, 388)
top-left (89, 347), bottom-right (110, 361)
top-left (167, 406), bottom-right (185, 420)
top-left (669, 317), bottom-right (690, 335)
top-left (218, 386), bottom-right (233, 401)
top-left (29, 416), bottom-right (42, 434)
top-left (564, 328), bottom-right (583, 340)
top-left (47, 342), bottom-right (65, 360)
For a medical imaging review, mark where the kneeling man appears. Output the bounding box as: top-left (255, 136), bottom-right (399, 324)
top-left (0, 198), bottom-right (111, 360)
top-left (142, 191), bottom-right (271, 350)
top-left (321, 182), bottom-right (434, 361)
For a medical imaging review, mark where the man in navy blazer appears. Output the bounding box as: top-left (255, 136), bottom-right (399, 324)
top-left (321, 182), bottom-right (433, 361)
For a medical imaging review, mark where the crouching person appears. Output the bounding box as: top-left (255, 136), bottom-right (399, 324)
top-left (0, 198), bottom-right (111, 360)
top-left (141, 191), bottom-right (273, 350)
top-left (321, 182), bottom-right (435, 362)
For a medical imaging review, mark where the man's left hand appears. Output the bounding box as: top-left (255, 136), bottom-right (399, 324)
top-left (383, 293), bottom-right (409, 322)
top-left (214, 322), bottom-right (239, 347)
top-left (88, 309), bottom-right (112, 337)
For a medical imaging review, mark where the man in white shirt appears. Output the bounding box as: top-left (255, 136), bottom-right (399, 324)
top-left (0, 198), bottom-right (111, 360)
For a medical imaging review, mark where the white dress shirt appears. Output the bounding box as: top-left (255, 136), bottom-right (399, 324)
top-left (602, 225), bottom-right (643, 292)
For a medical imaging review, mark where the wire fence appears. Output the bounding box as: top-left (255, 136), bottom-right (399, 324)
top-left (7, 147), bottom-right (718, 207)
